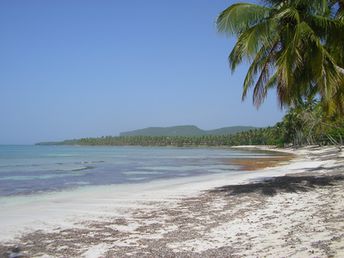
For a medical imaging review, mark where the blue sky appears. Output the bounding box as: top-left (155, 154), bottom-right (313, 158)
top-left (0, 0), bottom-right (284, 144)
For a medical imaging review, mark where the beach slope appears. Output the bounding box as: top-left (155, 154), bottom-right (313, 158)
top-left (0, 146), bottom-right (343, 257)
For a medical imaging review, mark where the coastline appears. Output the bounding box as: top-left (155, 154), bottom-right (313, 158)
top-left (1, 145), bottom-right (343, 257)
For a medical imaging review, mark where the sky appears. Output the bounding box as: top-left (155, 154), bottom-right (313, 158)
top-left (0, 0), bottom-right (284, 144)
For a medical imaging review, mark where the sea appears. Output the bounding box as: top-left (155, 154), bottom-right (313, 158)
top-left (0, 145), bottom-right (272, 197)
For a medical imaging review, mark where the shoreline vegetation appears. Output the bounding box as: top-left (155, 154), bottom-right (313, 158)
top-left (1, 145), bottom-right (343, 257)
top-left (36, 102), bottom-right (344, 148)
top-left (34, 125), bottom-right (282, 147)
top-left (36, 124), bottom-right (344, 148)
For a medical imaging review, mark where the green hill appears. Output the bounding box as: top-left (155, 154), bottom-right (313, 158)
top-left (119, 125), bottom-right (256, 136)
top-left (119, 125), bottom-right (204, 136)
top-left (206, 126), bottom-right (257, 135)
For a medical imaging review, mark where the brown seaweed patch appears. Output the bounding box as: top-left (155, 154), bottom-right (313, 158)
top-left (227, 155), bottom-right (294, 171)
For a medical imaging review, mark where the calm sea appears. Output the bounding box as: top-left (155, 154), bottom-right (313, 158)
top-left (0, 145), bottom-right (270, 196)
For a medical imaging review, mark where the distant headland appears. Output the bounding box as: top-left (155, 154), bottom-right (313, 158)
top-left (119, 125), bottom-right (257, 137)
top-left (36, 125), bottom-right (265, 146)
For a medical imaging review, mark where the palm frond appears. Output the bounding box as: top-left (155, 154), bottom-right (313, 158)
top-left (217, 3), bottom-right (272, 36)
top-left (218, 0), bottom-right (344, 114)
top-left (228, 18), bottom-right (277, 70)
top-left (274, 7), bottom-right (300, 23)
top-left (242, 40), bottom-right (279, 104)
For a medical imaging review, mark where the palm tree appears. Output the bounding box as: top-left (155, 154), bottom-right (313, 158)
top-left (217, 0), bottom-right (344, 112)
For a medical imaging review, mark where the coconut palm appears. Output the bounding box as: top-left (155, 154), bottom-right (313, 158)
top-left (217, 0), bottom-right (344, 112)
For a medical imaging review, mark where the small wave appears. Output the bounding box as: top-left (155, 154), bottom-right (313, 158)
top-left (78, 160), bottom-right (104, 164)
top-left (64, 181), bottom-right (90, 185)
top-left (140, 165), bottom-right (200, 171)
top-left (128, 177), bottom-right (147, 181)
top-left (72, 166), bottom-right (95, 172)
top-left (0, 173), bottom-right (77, 181)
top-left (123, 171), bottom-right (163, 176)
top-left (45, 154), bottom-right (79, 157)
top-left (0, 164), bottom-right (35, 169)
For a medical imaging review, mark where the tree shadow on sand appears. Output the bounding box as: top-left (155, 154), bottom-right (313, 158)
top-left (210, 175), bottom-right (344, 197)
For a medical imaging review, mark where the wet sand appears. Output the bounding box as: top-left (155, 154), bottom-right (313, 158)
top-left (1, 146), bottom-right (343, 257)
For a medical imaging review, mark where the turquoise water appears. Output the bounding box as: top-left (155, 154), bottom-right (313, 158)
top-left (0, 145), bottom-right (269, 196)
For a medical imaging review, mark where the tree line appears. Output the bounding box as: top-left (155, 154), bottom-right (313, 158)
top-left (40, 101), bottom-right (343, 147)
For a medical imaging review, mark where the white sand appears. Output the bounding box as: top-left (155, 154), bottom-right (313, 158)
top-left (0, 145), bottom-right (343, 257)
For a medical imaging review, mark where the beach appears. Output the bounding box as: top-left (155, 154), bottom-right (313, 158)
top-left (1, 145), bottom-right (344, 257)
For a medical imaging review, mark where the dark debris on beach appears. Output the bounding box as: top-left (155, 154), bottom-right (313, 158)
top-left (1, 170), bottom-right (344, 257)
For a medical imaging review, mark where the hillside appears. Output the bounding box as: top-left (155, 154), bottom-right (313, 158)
top-left (119, 125), bottom-right (256, 136)
top-left (206, 126), bottom-right (257, 135)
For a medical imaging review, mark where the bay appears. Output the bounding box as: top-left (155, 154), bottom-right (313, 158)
top-left (0, 145), bottom-right (270, 196)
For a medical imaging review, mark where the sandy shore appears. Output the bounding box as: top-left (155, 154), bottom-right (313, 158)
top-left (0, 145), bottom-right (343, 257)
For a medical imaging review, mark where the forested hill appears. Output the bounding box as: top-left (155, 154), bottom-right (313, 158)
top-left (119, 125), bottom-right (256, 136)
top-left (36, 105), bottom-right (344, 147)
